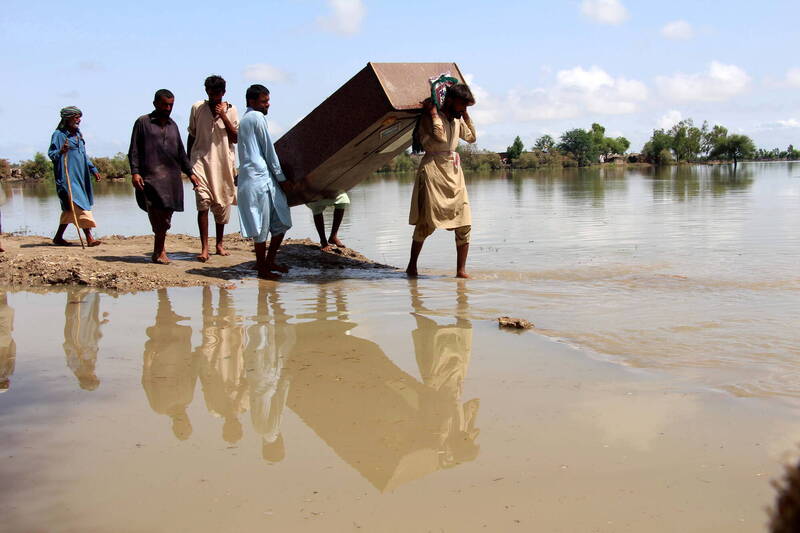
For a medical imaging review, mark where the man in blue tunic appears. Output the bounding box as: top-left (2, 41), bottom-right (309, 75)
top-left (48, 106), bottom-right (103, 246)
top-left (237, 85), bottom-right (295, 280)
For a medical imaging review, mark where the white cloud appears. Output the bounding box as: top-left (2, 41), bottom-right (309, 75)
top-left (242, 64), bottom-right (290, 83)
top-left (580, 0), bottom-right (629, 25)
top-left (657, 110), bottom-right (683, 129)
top-left (268, 120), bottom-right (286, 137)
top-left (656, 61), bottom-right (751, 102)
top-left (510, 66), bottom-right (647, 121)
top-left (761, 118), bottom-right (800, 129)
top-left (661, 20), bottom-right (693, 40)
top-left (463, 74), bottom-right (504, 126)
top-left (317, 0), bottom-right (365, 35)
top-left (786, 68), bottom-right (800, 88)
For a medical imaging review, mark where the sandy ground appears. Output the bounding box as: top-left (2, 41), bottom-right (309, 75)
top-left (0, 234), bottom-right (394, 291)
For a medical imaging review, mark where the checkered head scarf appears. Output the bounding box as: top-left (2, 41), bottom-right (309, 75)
top-left (58, 106), bottom-right (82, 130)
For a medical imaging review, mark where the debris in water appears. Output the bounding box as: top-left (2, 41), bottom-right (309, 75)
top-left (498, 316), bottom-right (533, 330)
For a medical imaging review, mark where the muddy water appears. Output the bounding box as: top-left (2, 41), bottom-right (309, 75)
top-left (1, 282), bottom-right (799, 532)
top-left (3, 163), bottom-right (799, 400)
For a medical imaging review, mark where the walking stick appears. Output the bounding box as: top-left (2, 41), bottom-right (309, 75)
top-left (63, 150), bottom-right (86, 249)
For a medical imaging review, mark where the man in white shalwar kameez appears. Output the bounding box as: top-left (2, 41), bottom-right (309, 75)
top-left (237, 84), bottom-right (294, 281)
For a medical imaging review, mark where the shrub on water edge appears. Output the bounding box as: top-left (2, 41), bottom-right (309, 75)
top-left (92, 152), bottom-right (131, 179)
top-left (20, 153), bottom-right (53, 180)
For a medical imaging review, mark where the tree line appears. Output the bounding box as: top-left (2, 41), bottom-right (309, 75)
top-left (0, 153), bottom-right (131, 181)
top-left (3, 120), bottom-right (799, 181)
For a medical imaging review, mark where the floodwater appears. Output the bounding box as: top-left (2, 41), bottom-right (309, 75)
top-left (1, 163), bottom-right (800, 531)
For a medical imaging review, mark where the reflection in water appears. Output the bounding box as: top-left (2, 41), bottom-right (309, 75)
top-left (0, 291), bottom-right (16, 392)
top-left (63, 288), bottom-right (106, 391)
top-left (650, 164), bottom-right (754, 201)
top-left (132, 284), bottom-right (479, 489)
top-left (141, 289), bottom-right (196, 440)
top-left (244, 286), bottom-right (295, 463)
top-left (196, 287), bottom-right (248, 444)
top-left (410, 281), bottom-right (480, 469)
top-left (287, 283), bottom-right (479, 491)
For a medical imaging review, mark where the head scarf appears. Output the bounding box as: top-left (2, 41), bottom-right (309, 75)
top-left (57, 106), bottom-right (82, 130)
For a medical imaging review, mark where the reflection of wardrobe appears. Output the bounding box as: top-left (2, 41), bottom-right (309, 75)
top-left (287, 298), bottom-right (479, 492)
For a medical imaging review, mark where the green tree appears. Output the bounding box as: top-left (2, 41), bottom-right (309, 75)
top-left (0, 158), bottom-right (11, 179)
top-left (670, 119), bottom-right (702, 161)
top-left (20, 152), bottom-right (54, 180)
top-left (92, 152), bottom-right (131, 179)
top-left (558, 128), bottom-right (597, 166)
top-left (702, 124), bottom-right (728, 157)
top-left (710, 134), bottom-right (755, 167)
top-left (533, 134), bottom-right (555, 153)
top-left (506, 136), bottom-right (524, 160)
top-left (642, 129), bottom-right (675, 165)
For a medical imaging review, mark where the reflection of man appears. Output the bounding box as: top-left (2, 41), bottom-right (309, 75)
top-left (63, 288), bottom-right (106, 391)
top-left (196, 287), bottom-right (247, 444)
top-left (287, 284), bottom-right (479, 491)
top-left (0, 291), bottom-right (16, 392)
top-left (141, 289), bottom-right (196, 440)
top-left (410, 281), bottom-right (480, 468)
top-left (407, 84), bottom-right (477, 279)
top-left (244, 286), bottom-right (295, 463)
top-left (187, 75), bottom-right (239, 262)
top-left (128, 89), bottom-right (199, 264)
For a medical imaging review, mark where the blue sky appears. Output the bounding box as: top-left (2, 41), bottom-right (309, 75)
top-left (2, 0), bottom-right (799, 162)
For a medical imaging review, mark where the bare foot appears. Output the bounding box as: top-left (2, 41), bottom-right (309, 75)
top-left (329, 236), bottom-right (345, 248)
top-left (257, 269), bottom-right (281, 281)
top-left (53, 238), bottom-right (73, 246)
top-left (405, 267), bottom-right (419, 277)
top-left (456, 270), bottom-right (471, 279)
top-left (197, 249), bottom-right (209, 263)
top-left (152, 252), bottom-right (171, 265)
top-left (87, 240), bottom-right (102, 247)
top-left (320, 244), bottom-right (333, 252)
top-left (267, 262), bottom-right (289, 273)
top-left (215, 244), bottom-right (230, 256)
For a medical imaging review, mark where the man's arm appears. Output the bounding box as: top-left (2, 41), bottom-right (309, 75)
top-left (128, 119), bottom-right (145, 191)
top-left (422, 98), bottom-right (447, 143)
top-left (459, 109), bottom-right (477, 144)
top-left (175, 125), bottom-right (199, 189)
top-left (216, 102), bottom-right (238, 144)
top-left (186, 103), bottom-right (197, 158)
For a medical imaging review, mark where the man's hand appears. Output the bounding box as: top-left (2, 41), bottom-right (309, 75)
top-left (462, 108), bottom-right (471, 122)
top-left (421, 98), bottom-right (437, 117)
top-left (60, 138), bottom-right (70, 154)
top-left (189, 174), bottom-right (200, 190)
top-left (214, 102), bottom-right (227, 117)
top-left (94, 172), bottom-right (102, 182)
top-left (131, 173), bottom-right (145, 191)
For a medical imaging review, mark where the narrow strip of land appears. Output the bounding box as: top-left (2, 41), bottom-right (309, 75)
top-left (0, 234), bottom-right (393, 292)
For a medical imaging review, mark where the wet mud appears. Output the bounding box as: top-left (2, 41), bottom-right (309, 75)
top-left (0, 234), bottom-right (395, 292)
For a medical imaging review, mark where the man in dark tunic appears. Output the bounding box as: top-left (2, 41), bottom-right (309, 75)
top-left (128, 89), bottom-right (199, 264)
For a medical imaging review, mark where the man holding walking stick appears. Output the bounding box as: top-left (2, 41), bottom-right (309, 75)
top-left (48, 106), bottom-right (103, 247)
